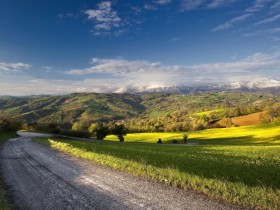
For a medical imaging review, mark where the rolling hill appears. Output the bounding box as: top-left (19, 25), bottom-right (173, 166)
top-left (0, 92), bottom-right (279, 124)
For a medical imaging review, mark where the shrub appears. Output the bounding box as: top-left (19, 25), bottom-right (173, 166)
top-left (72, 122), bottom-right (89, 132)
top-left (218, 118), bottom-right (234, 128)
top-left (88, 123), bottom-right (109, 140)
top-left (60, 130), bottom-right (90, 138)
top-left (0, 116), bottom-right (22, 132)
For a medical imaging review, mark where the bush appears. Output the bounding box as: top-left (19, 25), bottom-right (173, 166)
top-left (88, 123), bottom-right (109, 140)
top-left (60, 130), bottom-right (90, 138)
top-left (218, 118), bottom-right (234, 128)
top-left (72, 121), bottom-right (89, 132)
top-left (272, 117), bottom-right (280, 125)
top-left (0, 116), bottom-right (22, 132)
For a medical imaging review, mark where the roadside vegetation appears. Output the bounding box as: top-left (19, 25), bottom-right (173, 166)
top-left (34, 123), bottom-right (280, 209)
top-left (0, 117), bottom-right (21, 209)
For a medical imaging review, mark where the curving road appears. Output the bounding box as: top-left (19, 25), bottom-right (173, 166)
top-left (1, 132), bottom-right (237, 210)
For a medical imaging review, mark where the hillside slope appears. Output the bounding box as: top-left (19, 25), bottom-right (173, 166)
top-left (0, 92), bottom-right (279, 123)
top-left (0, 93), bottom-right (145, 123)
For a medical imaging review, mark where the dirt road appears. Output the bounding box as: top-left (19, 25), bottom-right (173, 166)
top-left (1, 132), bottom-right (237, 209)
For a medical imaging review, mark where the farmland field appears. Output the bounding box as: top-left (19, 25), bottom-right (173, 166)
top-left (34, 124), bottom-right (280, 209)
top-left (231, 112), bottom-right (262, 126)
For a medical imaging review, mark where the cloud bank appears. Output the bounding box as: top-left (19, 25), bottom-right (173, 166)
top-left (1, 51), bottom-right (279, 96)
top-left (0, 62), bottom-right (31, 72)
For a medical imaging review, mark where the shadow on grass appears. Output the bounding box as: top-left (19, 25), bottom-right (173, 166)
top-left (190, 135), bottom-right (280, 146)
top-left (56, 136), bottom-right (280, 190)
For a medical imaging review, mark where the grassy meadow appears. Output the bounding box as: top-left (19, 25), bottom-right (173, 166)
top-left (34, 124), bottom-right (280, 209)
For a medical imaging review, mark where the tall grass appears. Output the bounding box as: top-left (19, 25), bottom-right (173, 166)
top-left (35, 124), bottom-right (280, 209)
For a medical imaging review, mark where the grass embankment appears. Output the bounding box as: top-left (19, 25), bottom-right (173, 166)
top-left (34, 124), bottom-right (280, 209)
top-left (0, 132), bottom-right (16, 210)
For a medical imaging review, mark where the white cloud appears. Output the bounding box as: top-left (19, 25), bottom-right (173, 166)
top-left (270, 36), bottom-right (280, 41)
top-left (84, 1), bottom-right (123, 36)
top-left (271, 1), bottom-right (280, 9)
top-left (207, 0), bottom-right (239, 9)
top-left (254, 14), bottom-right (280, 25)
top-left (144, 4), bottom-right (158, 10)
top-left (66, 58), bottom-right (166, 79)
top-left (245, 0), bottom-right (271, 13)
top-left (212, 13), bottom-right (252, 31)
top-left (171, 37), bottom-right (181, 41)
top-left (212, 0), bottom-right (272, 31)
top-left (243, 27), bottom-right (280, 36)
top-left (180, 0), bottom-right (205, 11)
top-left (42, 66), bottom-right (53, 70)
top-left (180, 0), bottom-right (238, 10)
top-left (1, 51), bottom-right (280, 96)
top-left (0, 62), bottom-right (31, 72)
top-left (65, 51), bottom-right (280, 87)
top-left (155, 0), bottom-right (172, 5)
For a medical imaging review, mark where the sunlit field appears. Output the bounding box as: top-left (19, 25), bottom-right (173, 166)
top-left (105, 124), bottom-right (280, 145)
top-left (35, 124), bottom-right (280, 209)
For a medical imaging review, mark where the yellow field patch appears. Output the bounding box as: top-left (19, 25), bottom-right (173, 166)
top-left (105, 124), bottom-right (280, 145)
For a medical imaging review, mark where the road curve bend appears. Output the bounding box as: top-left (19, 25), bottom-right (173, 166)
top-left (1, 133), bottom-right (237, 210)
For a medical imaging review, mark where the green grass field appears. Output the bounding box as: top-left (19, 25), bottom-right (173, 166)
top-left (0, 132), bottom-right (16, 210)
top-left (34, 124), bottom-right (280, 209)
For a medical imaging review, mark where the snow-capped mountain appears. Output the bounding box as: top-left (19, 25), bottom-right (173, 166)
top-left (131, 79), bottom-right (280, 94)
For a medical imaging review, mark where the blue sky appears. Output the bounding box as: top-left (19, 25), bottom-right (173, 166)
top-left (0, 0), bottom-right (280, 95)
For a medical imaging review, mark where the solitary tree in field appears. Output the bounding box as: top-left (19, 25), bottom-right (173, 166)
top-left (183, 133), bottom-right (188, 144)
top-left (111, 124), bottom-right (127, 142)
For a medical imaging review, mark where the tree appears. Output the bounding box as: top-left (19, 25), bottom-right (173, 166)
top-left (88, 123), bottom-right (109, 140)
top-left (88, 123), bottom-right (99, 136)
top-left (183, 133), bottom-right (188, 144)
top-left (72, 121), bottom-right (88, 132)
top-left (0, 116), bottom-right (22, 132)
top-left (218, 117), bottom-right (234, 128)
top-left (111, 124), bottom-right (127, 142)
top-left (154, 122), bottom-right (164, 132)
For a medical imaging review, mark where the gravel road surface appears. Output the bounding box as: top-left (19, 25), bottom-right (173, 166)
top-left (1, 132), bottom-right (238, 210)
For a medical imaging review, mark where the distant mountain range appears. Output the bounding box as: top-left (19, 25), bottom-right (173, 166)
top-left (128, 79), bottom-right (280, 95)
top-left (0, 79), bottom-right (279, 98)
